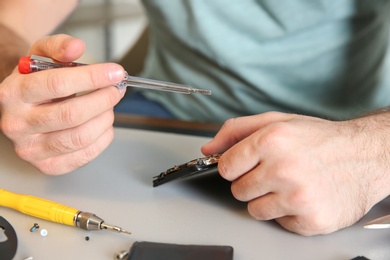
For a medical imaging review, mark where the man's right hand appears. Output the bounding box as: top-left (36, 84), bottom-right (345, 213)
top-left (0, 34), bottom-right (126, 175)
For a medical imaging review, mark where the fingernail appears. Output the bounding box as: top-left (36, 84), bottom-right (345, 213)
top-left (108, 67), bottom-right (125, 83)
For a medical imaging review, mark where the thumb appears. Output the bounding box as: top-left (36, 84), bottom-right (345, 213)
top-left (28, 34), bottom-right (86, 62)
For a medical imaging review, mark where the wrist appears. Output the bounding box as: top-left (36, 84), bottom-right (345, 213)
top-left (345, 113), bottom-right (390, 209)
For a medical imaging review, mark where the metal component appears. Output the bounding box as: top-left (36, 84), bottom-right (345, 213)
top-left (30, 223), bottom-right (39, 232)
top-left (85, 236), bottom-right (90, 241)
top-left (153, 153), bottom-right (222, 187)
top-left (192, 88), bottom-right (213, 95)
top-left (364, 214), bottom-right (390, 229)
top-left (124, 72), bottom-right (211, 95)
top-left (75, 211), bottom-right (131, 235)
top-left (114, 250), bottom-right (129, 259)
top-left (197, 153), bottom-right (221, 166)
top-left (75, 212), bottom-right (104, 231)
top-left (29, 55), bottom-right (82, 72)
top-left (101, 223), bottom-right (131, 235)
top-left (40, 229), bottom-right (48, 237)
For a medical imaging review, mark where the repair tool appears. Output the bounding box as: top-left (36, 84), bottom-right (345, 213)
top-left (153, 153), bottom-right (221, 187)
top-left (364, 214), bottom-right (390, 229)
top-left (18, 55), bottom-right (212, 95)
top-left (0, 188), bottom-right (131, 235)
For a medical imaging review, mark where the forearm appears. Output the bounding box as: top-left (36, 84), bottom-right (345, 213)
top-left (0, 0), bottom-right (79, 44)
top-left (348, 108), bottom-right (390, 205)
top-left (0, 24), bottom-right (29, 82)
top-left (0, 0), bottom-right (79, 82)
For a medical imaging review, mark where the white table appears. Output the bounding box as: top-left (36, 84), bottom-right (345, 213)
top-left (1, 127), bottom-right (389, 260)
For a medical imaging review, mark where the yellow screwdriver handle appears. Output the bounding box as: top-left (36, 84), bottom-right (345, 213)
top-left (0, 188), bottom-right (78, 226)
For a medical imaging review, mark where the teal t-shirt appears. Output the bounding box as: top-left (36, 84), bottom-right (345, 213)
top-left (139, 0), bottom-right (390, 123)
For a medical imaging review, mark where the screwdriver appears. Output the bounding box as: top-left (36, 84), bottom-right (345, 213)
top-left (18, 55), bottom-right (212, 95)
top-left (0, 188), bottom-right (131, 235)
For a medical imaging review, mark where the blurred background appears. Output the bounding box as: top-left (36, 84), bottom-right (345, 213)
top-left (56, 0), bottom-right (148, 68)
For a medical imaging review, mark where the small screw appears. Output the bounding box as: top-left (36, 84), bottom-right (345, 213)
top-left (114, 250), bottom-right (129, 259)
top-left (85, 236), bottom-right (90, 241)
top-left (30, 223), bottom-right (39, 232)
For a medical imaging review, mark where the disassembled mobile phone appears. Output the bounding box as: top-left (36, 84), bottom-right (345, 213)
top-left (153, 153), bottom-right (221, 187)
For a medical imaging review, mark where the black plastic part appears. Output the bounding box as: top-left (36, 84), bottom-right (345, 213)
top-left (0, 216), bottom-right (18, 260)
top-left (128, 241), bottom-right (233, 260)
top-left (153, 164), bottom-right (219, 187)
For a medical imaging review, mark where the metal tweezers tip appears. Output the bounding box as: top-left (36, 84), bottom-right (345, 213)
top-left (192, 89), bottom-right (212, 95)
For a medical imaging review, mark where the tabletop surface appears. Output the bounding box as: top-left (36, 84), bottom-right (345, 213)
top-left (1, 126), bottom-right (390, 260)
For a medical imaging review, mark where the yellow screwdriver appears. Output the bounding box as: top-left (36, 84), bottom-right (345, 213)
top-left (0, 188), bottom-right (131, 235)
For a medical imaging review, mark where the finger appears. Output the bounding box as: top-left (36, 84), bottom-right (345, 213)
top-left (19, 63), bottom-right (125, 103)
top-left (26, 86), bottom-right (123, 134)
top-left (246, 193), bottom-right (290, 221)
top-left (33, 126), bottom-right (115, 175)
top-left (201, 112), bottom-right (296, 155)
top-left (16, 110), bottom-right (115, 161)
top-left (217, 130), bottom-right (266, 181)
top-left (230, 163), bottom-right (271, 201)
top-left (28, 34), bottom-right (86, 62)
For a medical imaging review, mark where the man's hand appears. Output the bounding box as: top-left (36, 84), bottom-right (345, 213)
top-left (202, 111), bottom-right (390, 236)
top-left (0, 34), bottom-right (126, 175)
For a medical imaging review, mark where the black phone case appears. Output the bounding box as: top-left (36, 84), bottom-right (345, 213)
top-left (128, 241), bottom-right (233, 260)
